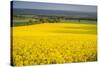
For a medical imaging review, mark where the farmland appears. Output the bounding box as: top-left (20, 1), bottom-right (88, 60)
top-left (12, 23), bottom-right (97, 66)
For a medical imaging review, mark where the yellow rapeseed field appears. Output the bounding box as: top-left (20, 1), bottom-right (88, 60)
top-left (12, 23), bottom-right (97, 66)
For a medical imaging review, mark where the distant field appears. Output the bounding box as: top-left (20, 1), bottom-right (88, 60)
top-left (12, 23), bottom-right (97, 66)
top-left (12, 19), bottom-right (97, 26)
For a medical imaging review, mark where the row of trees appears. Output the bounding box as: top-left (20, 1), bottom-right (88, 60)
top-left (28, 16), bottom-right (81, 23)
top-left (13, 15), bottom-right (97, 24)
